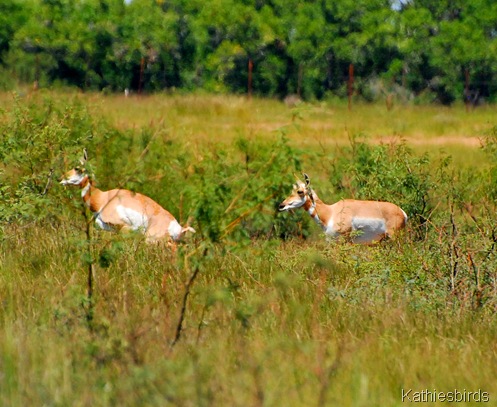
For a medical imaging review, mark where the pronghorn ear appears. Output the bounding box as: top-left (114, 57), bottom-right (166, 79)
top-left (303, 173), bottom-right (314, 202)
top-left (303, 173), bottom-right (310, 186)
top-left (79, 148), bottom-right (88, 167)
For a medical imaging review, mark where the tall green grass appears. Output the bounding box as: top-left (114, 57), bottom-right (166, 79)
top-left (1, 228), bottom-right (496, 406)
top-left (1, 93), bottom-right (497, 406)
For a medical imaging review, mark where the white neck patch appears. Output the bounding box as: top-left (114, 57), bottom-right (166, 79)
top-left (308, 203), bottom-right (324, 228)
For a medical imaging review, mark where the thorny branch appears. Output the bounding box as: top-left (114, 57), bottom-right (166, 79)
top-left (170, 246), bottom-right (208, 349)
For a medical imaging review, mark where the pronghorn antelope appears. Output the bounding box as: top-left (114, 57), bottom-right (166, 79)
top-left (279, 174), bottom-right (407, 244)
top-left (60, 165), bottom-right (195, 243)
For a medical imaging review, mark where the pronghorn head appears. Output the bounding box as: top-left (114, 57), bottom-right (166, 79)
top-left (60, 167), bottom-right (89, 187)
top-left (61, 149), bottom-right (90, 187)
top-left (278, 173), bottom-right (314, 212)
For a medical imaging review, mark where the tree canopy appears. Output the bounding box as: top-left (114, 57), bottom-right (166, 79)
top-left (2, 0), bottom-right (497, 103)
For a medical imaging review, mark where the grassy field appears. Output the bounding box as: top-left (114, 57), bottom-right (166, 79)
top-left (1, 89), bottom-right (493, 143)
top-left (1, 91), bottom-right (497, 406)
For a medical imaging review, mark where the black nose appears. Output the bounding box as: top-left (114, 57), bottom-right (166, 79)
top-left (278, 204), bottom-right (285, 211)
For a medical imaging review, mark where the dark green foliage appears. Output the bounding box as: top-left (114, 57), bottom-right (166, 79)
top-left (98, 242), bottom-right (124, 268)
top-left (2, 0), bottom-right (497, 103)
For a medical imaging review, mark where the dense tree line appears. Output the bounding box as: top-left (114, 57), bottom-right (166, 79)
top-left (1, 0), bottom-right (496, 103)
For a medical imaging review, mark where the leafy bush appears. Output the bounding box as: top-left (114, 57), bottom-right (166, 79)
top-left (178, 134), bottom-right (310, 242)
top-left (0, 95), bottom-right (98, 224)
top-left (326, 137), bottom-right (432, 235)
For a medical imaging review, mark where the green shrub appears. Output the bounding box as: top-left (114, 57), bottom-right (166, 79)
top-left (0, 95), bottom-right (98, 224)
top-left (326, 137), bottom-right (432, 235)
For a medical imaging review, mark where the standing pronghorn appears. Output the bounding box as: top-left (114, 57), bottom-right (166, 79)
top-left (279, 174), bottom-right (407, 244)
top-left (60, 160), bottom-right (195, 243)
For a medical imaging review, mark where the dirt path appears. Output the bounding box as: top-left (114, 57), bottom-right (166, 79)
top-left (375, 135), bottom-right (482, 147)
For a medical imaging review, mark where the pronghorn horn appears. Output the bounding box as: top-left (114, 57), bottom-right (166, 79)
top-left (292, 173), bottom-right (301, 187)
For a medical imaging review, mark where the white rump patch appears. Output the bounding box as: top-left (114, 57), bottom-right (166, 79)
top-left (116, 205), bottom-right (149, 231)
top-left (168, 220), bottom-right (182, 241)
top-left (351, 217), bottom-right (387, 243)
